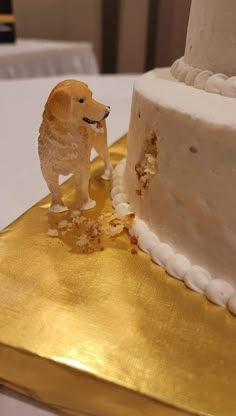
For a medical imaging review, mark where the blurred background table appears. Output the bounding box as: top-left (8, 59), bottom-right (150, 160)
top-left (0, 39), bottom-right (99, 79)
top-left (0, 73), bottom-right (136, 415)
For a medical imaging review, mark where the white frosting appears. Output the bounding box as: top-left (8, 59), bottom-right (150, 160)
top-left (185, 0), bottom-right (236, 76)
top-left (129, 218), bottom-right (148, 238)
top-left (165, 254), bottom-right (191, 281)
top-left (112, 177), bottom-right (123, 188)
top-left (171, 0), bottom-right (236, 97)
top-left (150, 243), bottom-right (174, 268)
top-left (228, 293), bottom-right (236, 316)
top-left (171, 58), bottom-right (236, 98)
top-left (184, 266), bottom-right (211, 294)
top-left (112, 192), bottom-right (128, 209)
top-left (138, 231), bottom-right (159, 254)
top-left (111, 66), bottom-right (236, 316)
top-left (125, 69), bottom-right (236, 289)
top-left (111, 156), bottom-right (236, 316)
top-left (115, 202), bottom-right (133, 218)
top-left (112, 159), bottom-right (126, 177)
top-left (206, 279), bottom-right (234, 308)
top-left (111, 184), bottom-right (124, 199)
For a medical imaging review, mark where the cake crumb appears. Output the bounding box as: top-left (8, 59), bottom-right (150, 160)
top-left (76, 234), bottom-right (89, 247)
top-left (136, 189), bottom-right (142, 196)
top-left (144, 153), bottom-right (157, 175)
top-left (103, 212), bottom-right (113, 217)
top-left (123, 212), bottom-right (135, 228)
top-left (131, 248), bottom-right (138, 255)
top-left (58, 219), bottom-right (68, 229)
top-left (47, 228), bottom-right (59, 237)
top-left (109, 218), bottom-right (122, 226)
top-left (109, 223), bottom-right (124, 236)
top-left (47, 204), bottom-right (135, 251)
top-left (86, 219), bottom-right (97, 227)
top-left (130, 235), bottom-right (138, 245)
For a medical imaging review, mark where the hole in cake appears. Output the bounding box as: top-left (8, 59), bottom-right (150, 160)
top-left (189, 146), bottom-right (198, 153)
top-left (138, 111), bottom-right (141, 118)
top-left (135, 130), bottom-right (159, 192)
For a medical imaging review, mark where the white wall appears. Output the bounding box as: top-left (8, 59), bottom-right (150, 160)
top-left (13, 0), bottom-right (102, 68)
top-left (13, 0), bottom-right (191, 73)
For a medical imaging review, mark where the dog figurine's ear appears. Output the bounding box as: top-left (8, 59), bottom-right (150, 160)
top-left (46, 89), bottom-right (71, 122)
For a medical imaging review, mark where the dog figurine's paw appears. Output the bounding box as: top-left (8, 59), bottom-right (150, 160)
top-left (49, 204), bottom-right (69, 213)
top-left (80, 199), bottom-right (96, 210)
top-left (101, 167), bottom-right (113, 181)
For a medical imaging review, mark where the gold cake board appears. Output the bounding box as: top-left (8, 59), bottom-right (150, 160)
top-left (0, 136), bottom-right (236, 416)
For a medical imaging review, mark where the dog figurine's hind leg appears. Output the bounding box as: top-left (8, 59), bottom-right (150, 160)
top-left (93, 122), bottom-right (113, 181)
top-left (40, 163), bottom-right (68, 213)
top-left (74, 154), bottom-right (96, 211)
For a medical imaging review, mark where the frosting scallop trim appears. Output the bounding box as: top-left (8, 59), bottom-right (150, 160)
top-left (171, 57), bottom-right (236, 98)
top-left (111, 159), bottom-right (236, 316)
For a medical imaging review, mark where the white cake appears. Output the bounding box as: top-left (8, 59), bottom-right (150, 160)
top-left (111, 0), bottom-right (236, 315)
top-left (172, 0), bottom-right (236, 96)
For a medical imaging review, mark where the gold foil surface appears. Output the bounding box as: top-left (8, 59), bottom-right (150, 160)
top-left (1, 136), bottom-right (236, 416)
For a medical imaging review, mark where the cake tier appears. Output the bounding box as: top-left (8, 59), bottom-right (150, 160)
top-left (123, 68), bottom-right (236, 311)
top-left (185, 0), bottom-right (236, 76)
top-left (171, 0), bottom-right (236, 97)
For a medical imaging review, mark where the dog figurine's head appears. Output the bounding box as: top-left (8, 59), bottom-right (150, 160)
top-left (45, 80), bottom-right (110, 132)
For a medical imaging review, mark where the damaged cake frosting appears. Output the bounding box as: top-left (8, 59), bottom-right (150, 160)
top-left (111, 160), bottom-right (236, 316)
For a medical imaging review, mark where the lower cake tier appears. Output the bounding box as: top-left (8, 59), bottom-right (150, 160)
top-left (117, 68), bottom-right (236, 314)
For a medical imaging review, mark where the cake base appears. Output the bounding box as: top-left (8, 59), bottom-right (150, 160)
top-left (1, 137), bottom-right (236, 416)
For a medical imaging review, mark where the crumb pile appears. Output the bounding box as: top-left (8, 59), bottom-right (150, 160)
top-left (47, 210), bottom-right (137, 254)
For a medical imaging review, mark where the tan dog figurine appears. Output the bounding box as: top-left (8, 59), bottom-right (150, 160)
top-left (38, 80), bottom-right (112, 212)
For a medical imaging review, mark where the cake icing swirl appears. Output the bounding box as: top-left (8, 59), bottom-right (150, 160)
top-left (171, 57), bottom-right (236, 98)
top-left (111, 159), bottom-right (236, 316)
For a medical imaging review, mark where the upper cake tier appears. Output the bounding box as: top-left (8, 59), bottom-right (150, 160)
top-left (171, 0), bottom-right (236, 97)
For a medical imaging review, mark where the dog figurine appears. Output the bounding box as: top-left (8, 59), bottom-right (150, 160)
top-left (38, 79), bottom-right (112, 212)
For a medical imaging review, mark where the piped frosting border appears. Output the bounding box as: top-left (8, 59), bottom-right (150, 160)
top-left (111, 158), bottom-right (236, 316)
top-left (171, 57), bottom-right (236, 98)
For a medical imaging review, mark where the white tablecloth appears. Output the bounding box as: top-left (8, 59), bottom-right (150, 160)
top-left (0, 73), bottom-right (136, 416)
top-left (0, 39), bottom-right (99, 79)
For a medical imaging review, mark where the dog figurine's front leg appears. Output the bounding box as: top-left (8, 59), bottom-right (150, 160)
top-left (41, 164), bottom-right (68, 213)
top-left (74, 163), bottom-right (96, 210)
top-left (93, 132), bottom-right (113, 180)
top-left (100, 147), bottom-right (113, 181)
